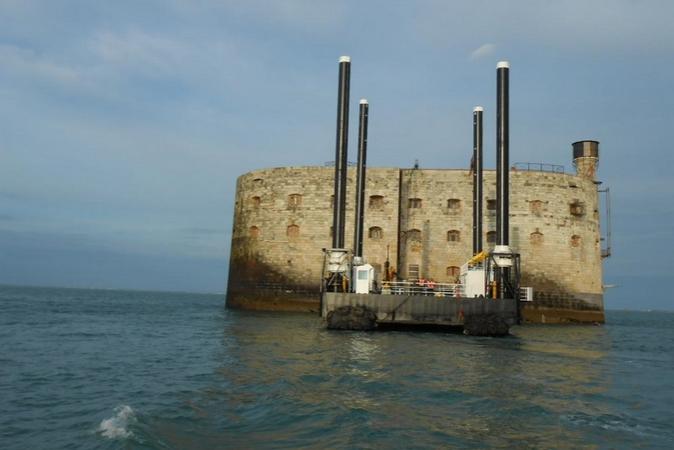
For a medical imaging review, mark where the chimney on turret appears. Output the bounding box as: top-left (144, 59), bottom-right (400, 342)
top-left (572, 140), bottom-right (599, 180)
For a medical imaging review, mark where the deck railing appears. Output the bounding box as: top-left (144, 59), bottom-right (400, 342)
top-left (379, 281), bottom-right (533, 301)
top-left (381, 281), bottom-right (464, 297)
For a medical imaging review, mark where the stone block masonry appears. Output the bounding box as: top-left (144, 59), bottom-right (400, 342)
top-left (226, 165), bottom-right (604, 323)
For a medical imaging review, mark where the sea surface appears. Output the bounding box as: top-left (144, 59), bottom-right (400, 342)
top-left (1, 285), bottom-right (673, 449)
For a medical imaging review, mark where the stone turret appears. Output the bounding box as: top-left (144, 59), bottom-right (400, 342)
top-left (572, 140), bottom-right (599, 180)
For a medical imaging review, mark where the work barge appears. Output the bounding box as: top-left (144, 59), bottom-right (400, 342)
top-left (226, 57), bottom-right (611, 330)
top-left (322, 251), bottom-right (522, 335)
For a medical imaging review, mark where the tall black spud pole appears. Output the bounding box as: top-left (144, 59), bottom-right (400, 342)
top-left (332, 56), bottom-right (351, 249)
top-left (496, 60), bottom-right (510, 298)
top-left (472, 106), bottom-right (484, 256)
top-left (496, 61), bottom-right (509, 248)
top-left (353, 99), bottom-right (369, 258)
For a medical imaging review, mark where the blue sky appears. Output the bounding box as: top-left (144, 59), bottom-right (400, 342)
top-left (1, 1), bottom-right (672, 309)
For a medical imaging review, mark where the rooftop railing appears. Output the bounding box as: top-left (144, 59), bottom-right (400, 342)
top-left (513, 162), bottom-right (565, 173)
top-left (324, 160), bottom-right (358, 167)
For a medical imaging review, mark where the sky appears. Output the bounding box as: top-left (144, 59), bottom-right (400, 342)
top-left (0, 1), bottom-right (672, 309)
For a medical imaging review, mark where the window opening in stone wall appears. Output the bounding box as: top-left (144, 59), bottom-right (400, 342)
top-left (530, 229), bottom-right (543, 244)
top-left (369, 226), bottom-right (383, 239)
top-left (571, 234), bottom-right (581, 247)
top-left (287, 224), bottom-right (300, 239)
top-left (408, 264), bottom-right (420, 280)
top-left (486, 231), bottom-right (496, 244)
top-left (249, 226), bottom-right (260, 239)
top-left (447, 230), bottom-right (461, 242)
top-left (252, 178), bottom-right (263, 186)
top-left (570, 201), bottom-right (585, 216)
top-left (408, 198), bottom-right (422, 209)
top-left (251, 196), bottom-right (261, 208)
top-left (329, 226), bottom-right (333, 238)
top-left (446, 266), bottom-right (460, 278)
top-left (487, 199), bottom-right (496, 210)
top-left (447, 198), bottom-right (461, 209)
top-left (288, 193), bottom-right (302, 208)
top-left (529, 200), bottom-right (543, 214)
top-left (369, 195), bottom-right (384, 209)
top-left (406, 229), bottom-right (422, 242)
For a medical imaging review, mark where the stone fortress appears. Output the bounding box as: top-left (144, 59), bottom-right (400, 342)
top-left (227, 141), bottom-right (608, 323)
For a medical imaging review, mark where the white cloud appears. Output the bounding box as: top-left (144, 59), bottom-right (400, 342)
top-left (416, 0), bottom-right (674, 53)
top-left (168, 0), bottom-right (347, 31)
top-left (90, 30), bottom-right (190, 77)
top-left (0, 44), bottom-right (80, 85)
top-left (85, 28), bottom-right (265, 95)
top-left (470, 43), bottom-right (496, 60)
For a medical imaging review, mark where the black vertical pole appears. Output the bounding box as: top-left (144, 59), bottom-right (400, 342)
top-left (332, 56), bottom-right (351, 250)
top-left (472, 106), bottom-right (484, 256)
top-left (496, 60), bottom-right (510, 298)
top-left (353, 99), bottom-right (369, 258)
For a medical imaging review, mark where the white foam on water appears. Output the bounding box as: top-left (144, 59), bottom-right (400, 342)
top-left (98, 405), bottom-right (135, 439)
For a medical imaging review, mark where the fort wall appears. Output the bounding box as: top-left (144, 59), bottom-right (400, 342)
top-left (226, 166), bottom-right (604, 322)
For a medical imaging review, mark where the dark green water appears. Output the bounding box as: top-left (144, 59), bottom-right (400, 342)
top-left (1, 285), bottom-right (673, 449)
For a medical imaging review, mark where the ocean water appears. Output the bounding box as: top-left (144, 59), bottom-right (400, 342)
top-left (1, 285), bottom-right (673, 449)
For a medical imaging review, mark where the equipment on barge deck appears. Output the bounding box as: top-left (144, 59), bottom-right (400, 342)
top-left (323, 248), bottom-right (350, 293)
top-left (352, 261), bottom-right (375, 294)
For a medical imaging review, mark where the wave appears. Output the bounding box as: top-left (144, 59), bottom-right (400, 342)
top-left (98, 405), bottom-right (136, 439)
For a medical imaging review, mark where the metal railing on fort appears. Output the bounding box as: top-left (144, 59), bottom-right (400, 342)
top-left (241, 282), bottom-right (320, 295)
top-left (512, 162), bottom-right (565, 173)
top-left (324, 160), bottom-right (358, 167)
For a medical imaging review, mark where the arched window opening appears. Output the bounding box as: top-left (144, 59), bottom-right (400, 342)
top-left (571, 234), bottom-right (582, 247)
top-left (446, 266), bottom-right (460, 281)
top-left (530, 200), bottom-right (543, 214)
top-left (447, 198), bottom-right (461, 210)
top-left (249, 226), bottom-right (260, 239)
top-left (406, 229), bottom-right (422, 242)
top-left (487, 199), bottom-right (496, 210)
top-left (486, 231), bottom-right (496, 244)
top-left (570, 201), bottom-right (585, 217)
top-left (251, 196), bottom-right (261, 208)
top-left (369, 195), bottom-right (384, 209)
top-left (447, 230), bottom-right (461, 242)
top-left (530, 229), bottom-right (544, 245)
top-left (408, 198), bottom-right (422, 209)
top-left (288, 193), bottom-right (302, 208)
top-left (368, 226), bottom-right (383, 240)
top-left (287, 224), bottom-right (300, 239)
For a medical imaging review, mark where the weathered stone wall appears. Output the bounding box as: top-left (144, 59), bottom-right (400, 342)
top-left (227, 166), bottom-right (400, 310)
top-left (226, 165), bottom-right (604, 317)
